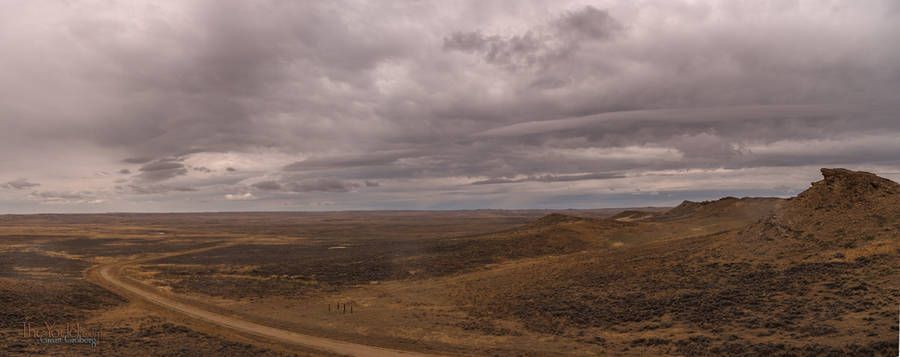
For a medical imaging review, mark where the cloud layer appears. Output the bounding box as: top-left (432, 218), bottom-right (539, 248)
top-left (1, 1), bottom-right (899, 212)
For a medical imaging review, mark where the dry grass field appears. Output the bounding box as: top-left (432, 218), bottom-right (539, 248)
top-left (1, 169), bottom-right (897, 356)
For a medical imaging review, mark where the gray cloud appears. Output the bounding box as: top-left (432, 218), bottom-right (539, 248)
top-left (251, 181), bottom-right (282, 191)
top-left (284, 151), bottom-right (414, 171)
top-left (472, 172), bottom-right (624, 185)
top-left (32, 191), bottom-right (86, 200)
top-left (123, 157), bottom-right (153, 164)
top-left (124, 184), bottom-right (197, 195)
top-left (251, 178), bottom-right (358, 193)
top-left (444, 6), bottom-right (622, 69)
top-left (555, 6), bottom-right (624, 41)
top-left (473, 105), bottom-right (849, 138)
top-left (443, 31), bottom-right (546, 68)
top-left (0, 1), bottom-right (899, 212)
top-left (285, 179), bottom-right (357, 193)
top-left (136, 160), bottom-right (188, 182)
top-left (2, 178), bottom-right (40, 190)
top-left (27, 190), bottom-right (106, 205)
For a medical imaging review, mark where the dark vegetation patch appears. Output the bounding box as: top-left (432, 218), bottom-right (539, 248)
top-left (39, 238), bottom-right (221, 257)
top-left (149, 221), bottom-right (594, 299)
top-left (0, 317), bottom-right (300, 356)
top-left (453, 318), bottom-right (521, 336)
top-left (476, 253), bottom-right (895, 335)
top-left (154, 241), bottom-right (420, 298)
top-left (151, 241), bottom-right (420, 298)
top-left (0, 279), bottom-right (124, 329)
top-left (448, 231), bottom-right (899, 356)
top-left (421, 226), bottom-right (592, 275)
top-left (702, 340), bottom-right (896, 357)
top-left (0, 251), bottom-right (91, 278)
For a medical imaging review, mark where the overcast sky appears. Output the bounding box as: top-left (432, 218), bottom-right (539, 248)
top-left (2, 0), bottom-right (899, 213)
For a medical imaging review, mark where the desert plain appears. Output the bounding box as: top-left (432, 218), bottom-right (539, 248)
top-left (1, 168), bottom-right (898, 356)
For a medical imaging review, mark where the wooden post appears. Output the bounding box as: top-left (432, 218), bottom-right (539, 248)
top-left (350, 303), bottom-right (353, 314)
top-left (342, 303), bottom-right (346, 314)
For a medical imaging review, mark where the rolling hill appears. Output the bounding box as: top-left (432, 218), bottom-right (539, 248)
top-left (444, 168), bottom-right (898, 356)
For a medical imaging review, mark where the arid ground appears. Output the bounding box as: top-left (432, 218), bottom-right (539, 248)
top-left (1, 169), bottom-right (897, 356)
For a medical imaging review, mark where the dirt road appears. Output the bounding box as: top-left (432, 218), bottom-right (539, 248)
top-left (90, 244), bottom-right (444, 357)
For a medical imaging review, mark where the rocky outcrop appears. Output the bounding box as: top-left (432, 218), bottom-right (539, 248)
top-left (744, 168), bottom-right (899, 249)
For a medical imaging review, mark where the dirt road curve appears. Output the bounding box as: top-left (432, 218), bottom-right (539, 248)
top-left (92, 246), bottom-right (444, 357)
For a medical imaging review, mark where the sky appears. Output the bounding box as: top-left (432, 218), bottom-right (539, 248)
top-left (1, 0), bottom-right (899, 213)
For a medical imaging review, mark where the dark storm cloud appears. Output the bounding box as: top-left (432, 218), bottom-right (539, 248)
top-left (554, 6), bottom-right (623, 40)
top-left (2, 178), bottom-right (40, 190)
top-left (252, 178), bottom-right (358, 193)
top-left (123, 157), bottom-right (153, 164)
top-left (124, 184), bottom-right (197, 195)
top-left (443, 31), bottom-right (545, 68)
top-left (1, 1), bottom-right (899, 211)
top-left (443, 6), bottom-right (622, 68)
top-left (285, 179), bottom-right (357, 193)
top-left (136, 160), bottom-right (188, 182)
top-left (251, 181), bottom-right (282, 191)
top-left (139, 161), bottom-right (185, 172)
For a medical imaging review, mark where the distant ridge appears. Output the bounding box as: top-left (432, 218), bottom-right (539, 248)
top-left (655, 196), bottom-right (782, 222)
top-left (609, 210), bottom-right (658, 222)
top-left (530, 212), bottom-right (586, 226)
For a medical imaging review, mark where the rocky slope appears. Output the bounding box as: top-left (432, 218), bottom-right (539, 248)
top-left (741, 168), bottom-right (899, 252)
top-left (449, 168), bottom-right (899, 356)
